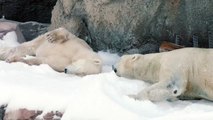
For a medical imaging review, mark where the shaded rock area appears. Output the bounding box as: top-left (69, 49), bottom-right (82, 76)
top-left (0, 19), bottom-right (49, 42)
top-left (0, 105), bottom-right (6, 120)
top-left (18, 22), bottom-right (49, 41)
top-left (0, 0), bottom-right (57, 23)
top-left (50, 0), bottom-right (213, 54)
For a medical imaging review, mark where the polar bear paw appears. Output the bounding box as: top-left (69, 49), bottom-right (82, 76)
top-left (6, 55), bottom-right (22, 63)
top-left (46, 33), bottom-right (56, 43)
top-left (128, 90), bottom-right (149, 101)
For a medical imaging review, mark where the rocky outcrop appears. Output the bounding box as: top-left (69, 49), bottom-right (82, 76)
top-left (0, 0), bottom-right (57, 23)
top-left (50, 0), bottom-right (213, 54)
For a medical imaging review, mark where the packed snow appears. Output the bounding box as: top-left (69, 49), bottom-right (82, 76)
top-left (0, 31), bottom-right (213, 120)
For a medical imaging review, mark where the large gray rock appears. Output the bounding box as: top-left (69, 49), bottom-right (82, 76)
top-left (18, 22), bottom-right (49, 41)
top-left (50, 0), bottom-right (213, 54)
top-left (0, 19), bottom-right (49, 42)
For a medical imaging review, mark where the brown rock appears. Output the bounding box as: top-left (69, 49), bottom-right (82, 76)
top-left (43, 111), bottom-right (63, 120)
top-left (159, 41), bottom-right (184, 52)
top-left (4, 108), bottom-right (42, 120)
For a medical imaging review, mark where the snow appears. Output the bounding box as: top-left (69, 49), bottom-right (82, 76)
top-left (1, 32), bottom-right (213, 120)
top-left (0, 31), bottom-right (19, 47)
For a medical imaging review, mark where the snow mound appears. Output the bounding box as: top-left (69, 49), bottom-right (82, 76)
top-left (0, 31), bottom-right (19, 47)
top-left (0, 32), bottom-right (213, 120)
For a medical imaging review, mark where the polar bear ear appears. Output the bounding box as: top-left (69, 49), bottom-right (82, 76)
top-left (65, 33), bottom-right (69, 40)
top-left (131, 54), bottom-right (140, 61)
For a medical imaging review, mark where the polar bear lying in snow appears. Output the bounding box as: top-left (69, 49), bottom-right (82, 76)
top-left (114, 48), bottom-right (213, 102)
top-left (0, 27), bottom-right (102, 76)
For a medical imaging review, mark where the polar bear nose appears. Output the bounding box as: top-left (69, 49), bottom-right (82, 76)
top-left (112, 65), bottom-right (117, 73)
top-left (64, 68), bottom-right (68, 73)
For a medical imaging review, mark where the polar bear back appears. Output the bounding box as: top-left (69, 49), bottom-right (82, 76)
top-left (161, 48), bottom-right (213, 100)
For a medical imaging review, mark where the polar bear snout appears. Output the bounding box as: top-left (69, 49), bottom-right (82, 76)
top-left (64, 68), bottom-right (68, 73)
top-left (173, 90), bottom-right (177, 94)
top-left (112, 64), bottom-right (122, 77)
top-left (112, 65), bottom-right (117, 73)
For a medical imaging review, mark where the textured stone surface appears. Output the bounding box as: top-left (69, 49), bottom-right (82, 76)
top-left (0, 19), bottom-right (26, 43)
top-left (0, 19), bottom-right (49, 42)
top-left (0, 0), bottom-right (57, 23)
top-left (0, 105), bottom-right (6, 120)
top-left (4, 108), bottom-right (63, 120)
top-left (18, 21), bottom-right (50, 41)
top-left (4, 109), bottom-right (42, 120)
top-left (50, 0), bottom-right (213, 54)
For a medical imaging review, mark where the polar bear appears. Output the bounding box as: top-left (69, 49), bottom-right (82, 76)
top-left (0, 27), bottom-right (102, 76)
top-left (113, 48), bottom-right (213, 102)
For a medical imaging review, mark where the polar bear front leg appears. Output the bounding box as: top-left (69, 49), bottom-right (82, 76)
top-left (17, 58), bottom-right (43, 66)
top-left (46, 29), bottom-right (68, 44)
top-left (130, 79), bottom-right (183, 102)
top-left (6, 55), bottom-right (22, 63)
top-left (4, 33), bottom-right (46, 62)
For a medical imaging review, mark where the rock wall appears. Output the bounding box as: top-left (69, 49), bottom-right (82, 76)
top-left (0, 0), bottom-right (57, 23)
top-left (50, 0), bottom-right (212, 53)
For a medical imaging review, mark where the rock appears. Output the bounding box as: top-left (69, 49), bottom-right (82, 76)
top-left (0, 19), bottom-right (26, 43)
top-left (4, 108), bottom-right (42, 120)
top-left (18, 21), bottom-right (50, 41)
top-left (4, 108), bottom-right (63, 120)
top-left (43, 111), bottom-right (63, 120)
top-left (0, 19), bottom-right (49, 41)
top-left (50, 0), bottom-right (213, 54)
top-left (159, 41), bottom-right (184, 52)
top-left (0, 105), bottom-right (6, 120)
top-left (0, 0), bottom-right (57, 23)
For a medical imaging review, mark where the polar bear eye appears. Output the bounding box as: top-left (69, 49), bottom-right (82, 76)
top-left (131, 55), bottom-right (139, 61)
top-left (93, 59), bottom-right (101, 65)
top-left (132, 56), bottom-right (136, 59)
top-left (173, 90), bottom-right (177, 94)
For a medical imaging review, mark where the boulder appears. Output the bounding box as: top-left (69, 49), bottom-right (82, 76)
top-left (50, 0), bottom-right (213, 54)
top-left (0, 19), bottom-right (49, 42)
top-left (18, 22), bottom-right (49, 41)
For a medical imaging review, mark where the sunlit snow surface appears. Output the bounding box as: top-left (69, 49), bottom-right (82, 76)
top-left (0, 32), bottom-right (213, 120)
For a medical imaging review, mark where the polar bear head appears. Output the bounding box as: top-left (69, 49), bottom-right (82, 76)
top-left (64, 59), bottom-right (102, 76)
top-left (113, 54), bottom-right (142, 79)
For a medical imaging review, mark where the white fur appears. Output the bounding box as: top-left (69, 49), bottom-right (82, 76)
top-left (115, 48), bottom-right (213, 102)
top-left (0, 28), bottom-right (102, 76)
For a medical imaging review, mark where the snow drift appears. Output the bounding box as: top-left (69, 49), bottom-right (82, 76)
top-left (0, 31), bottom-right (213, 120)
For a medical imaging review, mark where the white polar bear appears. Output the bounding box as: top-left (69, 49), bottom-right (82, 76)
top-left (114, 48), bottom-right (213, 102)
top-left (0, 27), bottom-right (102, 76)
